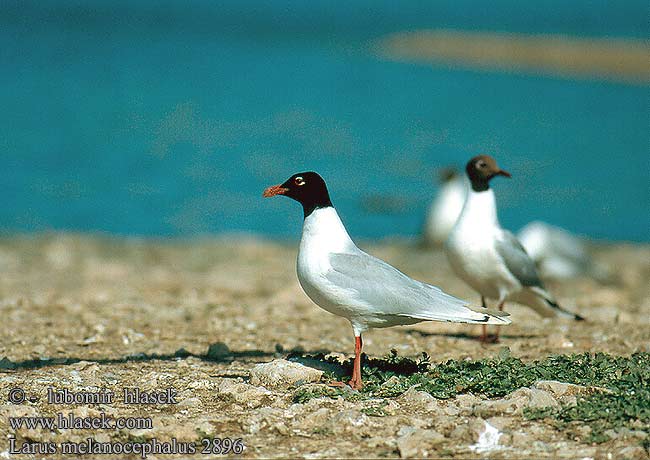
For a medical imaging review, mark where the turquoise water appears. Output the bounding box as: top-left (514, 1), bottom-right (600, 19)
top-left (2, 1), bottom-right (649, 241)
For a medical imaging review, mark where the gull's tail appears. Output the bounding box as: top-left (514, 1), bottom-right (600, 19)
top-left (468, 306), bottom-right (512, 325)
top-left (545, 298), bottom-right (585, 321)
top-left (519, 287), bottom-right (585, 320)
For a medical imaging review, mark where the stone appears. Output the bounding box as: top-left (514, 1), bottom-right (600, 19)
top-left (486, 416), bottom-right (514, 432)
top-left (473, 390), bottom-right (529, 416)
top-left (206, 342), bottom-right (232, 360)
top-left (533, 380), bottom-right (589, 397)
top-left (469, 420), bottom-right (504, 454)
top-left (616, 446), bottom-right (648, 460)
top-left (533, 380), bottom-right (612, 405)
top-left (241, 407), bottom-right (284, 435)
top-left (474, 388), bottom-right (558, 417)
top-left (178, 397), bottom-right (203, 409)
top-left (0, 404), bottom-right (39, 419)
top-left (128, 415), bottom-right (197, 442)
top-left (329, 409), bottom-right (369, 434)
top-left (449, 418), bottom-right (488, 443)
top-left (397, 428), bottom-right (446, 458)
top-left (527, 388), bottom-right (560, 409)
top-left (509, 430), bottom-right (535, 448)
top-left (216, 379), bottom-right (272, 409)
top-left (249, 359), bottom-right (323, 388)
top-left (195, 419), bottom-right (217, 438)
top-left (299, 407), bottom-right (332, 430)
top-left (453, 394), bottom-right (482, 415)
top-left (397, 387), bottom-right (444, 414)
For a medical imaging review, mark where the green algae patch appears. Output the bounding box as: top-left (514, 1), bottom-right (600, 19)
top-left (291, 350), bottom-right (649, 444)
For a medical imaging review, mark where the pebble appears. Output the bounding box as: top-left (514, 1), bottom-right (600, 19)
top-left (249, 359), bottom-right (323, 388)
top-left (397, 428), bottom-right (446, 458)
top-left (474, 388), bottom-right (558, 417)
top-left (396, 387), bottom-right (444, 414)
top-left (216, 379), bottom-right (273, 409)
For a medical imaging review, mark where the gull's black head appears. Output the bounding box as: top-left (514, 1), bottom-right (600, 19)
top-left (465, 155), bottom-right (511, 192)
top-left (263, 171), bottom-right (333, 218)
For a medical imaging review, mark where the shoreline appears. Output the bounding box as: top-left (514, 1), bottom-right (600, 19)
top-left (0, 230), bottom-right (647, 246)
top-left (376, 29), bottom-right (650, 84)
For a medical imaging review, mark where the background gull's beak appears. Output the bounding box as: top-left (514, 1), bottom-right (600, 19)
top-left (263, 184), bottom-right (289, 197)
top-left (497, 169), bottom-right (512, 178)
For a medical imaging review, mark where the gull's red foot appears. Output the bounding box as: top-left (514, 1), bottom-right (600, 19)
top-left (327, 379), bottom-right (362, 390)
top-left (327, 381), bottom-right (348, 388)
top-left (347, 376), bottom-right (363, 391)
top-left (479, 324), bottom-right (500, 344)
top-left (480, 334), bottom-right (500, 344)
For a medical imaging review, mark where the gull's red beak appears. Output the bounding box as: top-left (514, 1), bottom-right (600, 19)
top-left (497, 169), bottom-right (511, 178)
top-left (263, 184), bottom-right (289, 198)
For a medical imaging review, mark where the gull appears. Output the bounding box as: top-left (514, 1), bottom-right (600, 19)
top-left (423, 167), bottom-right (467, 247)
top-left (445, 155), bottom-right (584, 342)
top-left (264, 171), bottom-right (510, 389)
top-left (518, 221), bottom-right (610, 282)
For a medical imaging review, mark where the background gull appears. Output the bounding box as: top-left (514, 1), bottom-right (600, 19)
top-left (446, 155), bottom-right (583, 342)
top-left (423, 167), bottom-right (467, 247)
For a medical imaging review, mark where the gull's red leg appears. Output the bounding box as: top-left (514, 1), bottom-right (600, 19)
top-left (348, 335), bottom-right (363, 390)
top-left (481, 325), bottom-right (488, 343)
top-left (493, 300), bottom-right (505, 343)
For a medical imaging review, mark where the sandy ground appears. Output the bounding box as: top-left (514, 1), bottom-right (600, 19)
top-left (377, 30), bottom-right (650, 84)
top-left (0, 234), bottom-right (649, 459)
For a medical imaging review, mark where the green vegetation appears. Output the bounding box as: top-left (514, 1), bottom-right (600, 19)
top-left (361, 401), bottom-right (390, 417)
top-left (291, 350), bottom-right (649, 444)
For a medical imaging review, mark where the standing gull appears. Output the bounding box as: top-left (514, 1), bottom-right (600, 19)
top-left (264, 171), bottom-right (510, 389)
top-left (445, 155), bottom-right (584, 342)
top-left (518, 221), bottom-right (610, 282)
top-left (423, 167), bottom-right (467, 247)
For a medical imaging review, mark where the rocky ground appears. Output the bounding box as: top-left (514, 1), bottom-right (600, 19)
top-left (0, 234), bottom-right (648, 459)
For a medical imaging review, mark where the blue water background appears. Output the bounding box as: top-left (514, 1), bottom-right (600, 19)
top-left (2, 1), bottom-right (649, 241)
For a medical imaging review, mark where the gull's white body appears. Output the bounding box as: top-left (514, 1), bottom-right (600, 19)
top-left (424, 176), bottom-right (467, 246)
top-left (446, 189), bottom-right (519, 301)
top-left (297, 207), bottom-right (509, 336)
top-left (446, 188), bottom-right (569, 317)
top-left (297, 207), bottom-right (362, 324)
top-left (518, 221), bottom-right (591, 278)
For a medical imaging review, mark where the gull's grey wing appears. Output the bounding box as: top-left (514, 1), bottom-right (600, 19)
top-left (327, 251), bottom-right (500, 324)
top-left (496, 230), bottom-right (544, 288)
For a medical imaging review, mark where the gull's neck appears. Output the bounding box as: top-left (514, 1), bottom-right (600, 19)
top-left (457, 187), bottom-right (500, 229)
top-left (300, 207), bottom-right (355, 254)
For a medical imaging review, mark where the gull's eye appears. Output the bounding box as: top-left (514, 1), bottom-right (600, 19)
top-left (477, 161), bottom-right (487, 169)
top-left (294, 176), bottom-right (305, 186)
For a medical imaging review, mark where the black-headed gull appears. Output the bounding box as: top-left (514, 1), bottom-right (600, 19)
top-left (445, 155), bottom-right (584, 342)
top-left (423, 168), bottom-right (467, 247)
top-left (517, 221), bottom-right (610, 282)
top-left (264, 171), bottom-right (510, 389)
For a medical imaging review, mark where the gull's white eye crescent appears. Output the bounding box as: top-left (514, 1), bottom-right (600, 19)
top-left (294, 176), bottom-right (305, 186)
top-left (477, 161), bottom-right (487, 168)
